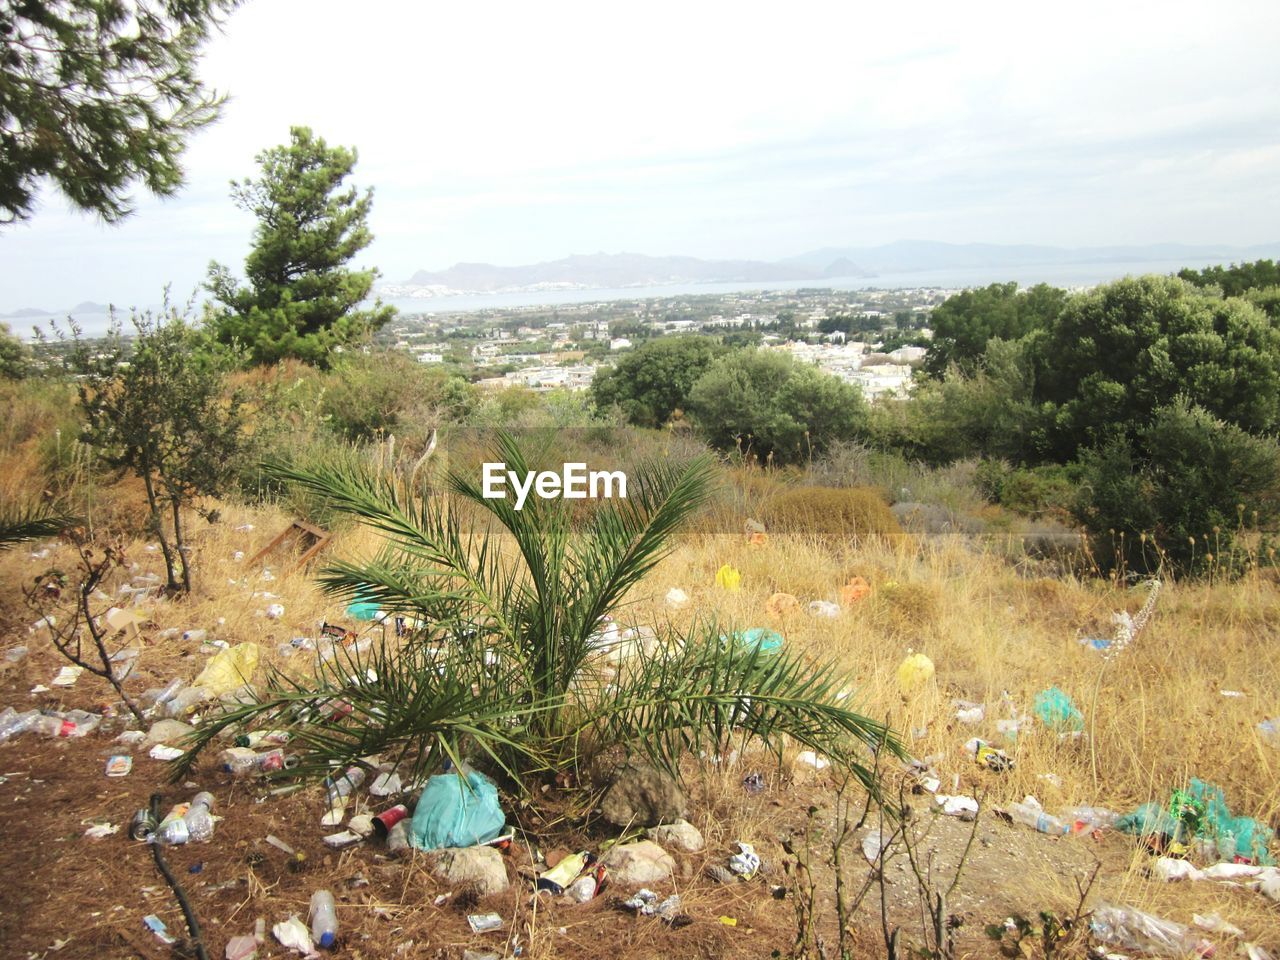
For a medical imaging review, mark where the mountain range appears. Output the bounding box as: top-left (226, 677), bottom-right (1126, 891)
top-left (393, 241), bottom-right (1280, 295)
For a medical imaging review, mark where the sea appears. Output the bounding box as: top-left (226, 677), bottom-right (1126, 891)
top-left (13, 256), bottom-right (1252, 338)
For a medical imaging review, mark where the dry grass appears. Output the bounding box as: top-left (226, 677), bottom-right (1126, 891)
top-left (3, 480), bottom-right (1280, 957)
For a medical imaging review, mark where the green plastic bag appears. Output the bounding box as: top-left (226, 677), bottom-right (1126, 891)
top-left (408, 769), bottom-right (506, 851)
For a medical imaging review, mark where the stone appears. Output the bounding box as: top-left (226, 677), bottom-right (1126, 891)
top-left (600, 762), bottom-right (688, 827)
top-left (647, 819), bottom-right (704, 853)
top-left (142, 719), bottom-right (194, 747)
top-left (431, 846), bottom-right (509, 896)
top-left (600, 840), bottom-right (675, 887)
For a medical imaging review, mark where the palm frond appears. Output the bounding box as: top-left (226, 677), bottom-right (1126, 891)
top-left (0, 502), bottom-right (78, 549)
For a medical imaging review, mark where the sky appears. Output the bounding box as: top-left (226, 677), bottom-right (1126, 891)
top-left (4, 0), bottom-right (1280, 312)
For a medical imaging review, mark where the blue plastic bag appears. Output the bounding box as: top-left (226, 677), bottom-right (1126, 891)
top-left (725, 628), bottom-right (784, 656)
top-left (408, 769), bottom-right (506, 850)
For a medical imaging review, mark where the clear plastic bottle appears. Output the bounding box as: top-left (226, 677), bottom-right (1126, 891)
top-left (309, 889), bottom-right (338, 949)
top-left (157, 803), bottom-right (192, 844)
top-left (182, 792), bottom-right (216, 842)
top-left (234, 729), bottom-right (291, 748)
top-left (1006, 797), bottom-right (1070, 835)
top-left (182, 629), bottom-right (208, 643)
top-left (0, 708), bottom-right (37, 741)
top-left (324, 766), bottom-right (366, 804)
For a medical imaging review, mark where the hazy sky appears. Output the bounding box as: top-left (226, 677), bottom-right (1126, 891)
top-left (4, 0), bottom-right (1280, 311)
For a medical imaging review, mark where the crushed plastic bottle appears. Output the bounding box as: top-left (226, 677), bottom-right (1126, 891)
top-left (234, 729), bottom-right (291, 748)
top-left (0, 708), bottom-right (38, 742)
top-left (310, 889), bottom-right (338, 949)
top-left (30, 710), bottom-right (101, 738)
top-left (1068, 806), bottom-right (1121, 832)
top-left (163, 686), bottom-right (210, 718)
top-left (1090, 901), bottom-right (1214, 958)
top-left (182, 792), bottom-right (216, 842)
top-left (1004, 796), bottom-right (1070, 835)
top-left (324, 766), bottom-right (366, 804)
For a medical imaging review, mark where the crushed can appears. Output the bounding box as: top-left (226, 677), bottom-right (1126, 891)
top-left (130, 807), bottom-right (158, 841)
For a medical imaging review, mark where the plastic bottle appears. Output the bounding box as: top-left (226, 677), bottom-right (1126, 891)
top-left (182, 629), bottom-right (208, 643)
top-left (0, 708), bottom-right (37, 742)
top-left (30, 710), bottom-right (101, 738)
top-left (1006, 797), bottom-right (1070, 835)
top-left (1068, 806), bottom-right (1121, 832)
top-left (182, 792), bottom-right (217, 842)
top-left (156, 803), bottom-right (192, 844)
top-left (324, 766), bottom-right (366, 804)
top-left (163, 687), bottom-right (209, 717)
top-left (309, 889), bottom-right (338, 949)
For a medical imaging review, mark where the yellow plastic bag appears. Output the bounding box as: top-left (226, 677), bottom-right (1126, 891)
top-left (194, 642), bottom-right (260, 696)
top-left (896, 652), bottom-right (935, 694)
top-left (715, 564), bottom-right (742, 591)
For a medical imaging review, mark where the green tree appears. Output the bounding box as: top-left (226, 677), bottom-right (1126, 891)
top-left (591, 335), bottom-right (727, 427)
top-left (1034, 276), bottom-right (1280, 460)
top-left (206, 126), bottom-right (395, 366)
top-left (71, 307), bottom-right (246, 593)
top-left (687, 349), bottom-right (868, 464)
top-left (1074, 400), bottom-right (1280, 576)
top-left (1178, 259), bottom-right (1280, 297)
top-left (923, 282), bottom-right (1065, 378)
top-left (1, 0), bottom-right (240, 224)
top-left (0, 322), bottom-right (31, 379)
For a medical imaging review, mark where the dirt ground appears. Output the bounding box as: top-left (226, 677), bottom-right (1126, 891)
top-left (0, 635), bottom-right (1137, 960)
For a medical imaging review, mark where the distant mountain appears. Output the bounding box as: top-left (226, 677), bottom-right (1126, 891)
top-left (781, 240), bottom-right (1280, 275)
top-left (400, 251), bottom-right (873, 293)
top-left (1, 301), bottom-right (110, 320)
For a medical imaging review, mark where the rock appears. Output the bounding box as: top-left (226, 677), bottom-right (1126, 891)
top-left (704, 863), bottom-right (736, 884)
top-left (600, 762), bottom-right (688, 827)
top-left (601, 840), bottom-right (675, 887)
top-left (647, 819), bottom-right (704, 853)
top-left (431, 846), bottom-right (509, 896)
top-left (142, 719), bottom-right (194, 747)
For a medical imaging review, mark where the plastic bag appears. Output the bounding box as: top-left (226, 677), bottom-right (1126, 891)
top-left (896, 652), bottom-right (935, 694)
top-left (193, 643), bottom-right (259, 697)
top-left (726, 627), bottom-right (783, 656)
top-left (839, 576), bottom-right (871, 605)
top-left (408, 769), bottom-right (506, 850)
top-left (715, 564), bottom-right (741, 591)
top-left (1033, 687), bottom-right (1084, 733)
top-left (1089, 902), bottom-right (1212, 958)
top-left (764, 592), bottom-right (799, 617)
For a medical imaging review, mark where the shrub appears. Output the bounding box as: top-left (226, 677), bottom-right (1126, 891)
top-left (1074, 400), bottom-right (1280, 576)
top-left (762, 485), bottom-right (901, 537)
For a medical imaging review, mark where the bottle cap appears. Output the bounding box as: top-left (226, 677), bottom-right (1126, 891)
top-left (319, 932), bottom-right (335, 948)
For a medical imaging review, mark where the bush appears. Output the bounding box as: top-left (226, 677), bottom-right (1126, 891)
top-left (762, 485), bottom-right (901, 537)
top-left (687, 348), bottom-right (868, 465)
top-left (1074, 400), bottom-right (1280, 576)
top-left (320, 351), bottom-right (457, 444)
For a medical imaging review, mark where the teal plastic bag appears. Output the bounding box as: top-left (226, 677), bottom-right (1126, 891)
top-left (1034, 687), bottom-right (1084, 733)
top-left (726, 628), bottom-right (784, 656)
top-left (1187, 778), bottom-right (1275, 865)
top-left (409, 769), bottom-right (506, 850)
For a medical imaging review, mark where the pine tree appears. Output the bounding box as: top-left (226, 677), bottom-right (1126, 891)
top-left (206, 126), bottom-right (396, 365)
top-left (0, 0), bottom-right (241, 225)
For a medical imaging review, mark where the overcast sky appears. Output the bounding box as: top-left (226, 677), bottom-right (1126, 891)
top-left (4, 0), bottom-right (1280, 311)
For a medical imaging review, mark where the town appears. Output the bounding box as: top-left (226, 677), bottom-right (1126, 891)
top-left (373, 286), bottom-right (948, 399)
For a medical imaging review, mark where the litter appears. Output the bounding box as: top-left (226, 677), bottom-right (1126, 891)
top-left (715, 564), bottom-right (741, 591)
top-left (149, 744), bottom-right (185, 761)
top-left (273, 915), bottom-right (314, 955)
top-left (143, 914), bottom-right (177, 946)
top-left (665, 588), bottom-right (689, 607)
top-left (1089, 902), bottom-right (1212, 958)
top-left (794, 750), bottom-right (829, 771)
top-left (467, 913), bottom-right (505, 933)
top-left (896, 652), bottom-right (934, 694)
top-left (953, 700), bottom-right (985, 725)
top-left (193, 642), bottom-right (260, 697)
top-left (105, 755), bottom-right (132, 777)
top-left (83, 822), bottom-right (119, 839)
top-left (1258, 719), bottom-right (1279, 747)
top-left (764, 592), bottom-right (799, 617)
top-left (964, 737), bottom-right (1014, 772)
top-left (622, 889), bottom-right (682, 921)
top-left (310, 890), bottom-right (338, 949)
top-left (369, 771), bottom-right (402, 797)
top-left (741, 772), bottom-right (765, 793)
top-left (265, 604), bottom-right (285, 620)
top-left (1033, 687), bottom-right (1084, 733)
top-left (839, 576), bottom-right (871, 605)
top-left (728, 841), bottom-right (760, 879)
top-left (807, 600), bottom-right (840, 618)
top-left (408, 768), bottom-right (505, 850)
top-left (50, 666), bottom-right (83, 687)
top-left (727, 627), bottom-right (783, 655)
top-left (935, 795), bottom-right (979, 820)
top-left (861, 830), bottom-right (885, 863)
